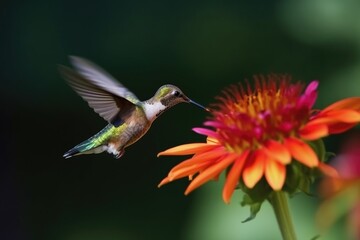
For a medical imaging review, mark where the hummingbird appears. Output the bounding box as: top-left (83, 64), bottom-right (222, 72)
top-left (60, 56), bottom-right (208, 159)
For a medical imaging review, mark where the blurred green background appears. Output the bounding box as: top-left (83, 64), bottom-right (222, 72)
top-left (1, 0), bottom-right (360, 239)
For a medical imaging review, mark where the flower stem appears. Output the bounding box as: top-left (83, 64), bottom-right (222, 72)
top-left (268, 191), bottom-right (297, 240)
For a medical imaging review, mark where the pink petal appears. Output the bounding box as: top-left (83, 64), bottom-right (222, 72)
top-left (204, 121), bottom-right (224, 128)
top-left (303, 80), bottom-right (319, 108)
top-left (192, 127), bottom-right (219, 138)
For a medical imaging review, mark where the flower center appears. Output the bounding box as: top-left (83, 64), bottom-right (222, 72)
top-left (211, 75), bottom-right (312, 152)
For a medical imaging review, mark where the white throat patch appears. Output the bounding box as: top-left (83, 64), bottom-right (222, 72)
top-left (143, 102), bottom-right (167, 121)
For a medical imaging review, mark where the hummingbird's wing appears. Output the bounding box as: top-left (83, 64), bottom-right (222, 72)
top-left (70, 56), bottom-right (139, 104)
top-left (59, 64), bottom-right (138, 125)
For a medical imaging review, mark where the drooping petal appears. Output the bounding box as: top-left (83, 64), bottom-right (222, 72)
top-left (184, 153), bottom-right (238, 195)
top-left (157, 143), bottom-right (217, 156)
top-left (265, 158), bottom-right (286, 190)
top-left (318, 162), bottom-right (339, 178)
top-left (299, 123), bottom-right (329, 140)
top-left (222, 150), bottom-right (250, 204)
top-left (242, 150), bottom-right (266, 188)
top-left (264, 140), bottom-right (291, 164)
top-left (322, 97), bottom-right (360, 112)
top-left (284, 137), bottom-right (319, 167)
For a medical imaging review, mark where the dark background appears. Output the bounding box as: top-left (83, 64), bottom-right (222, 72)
top-left (1, 1), bottom-right (360, 239)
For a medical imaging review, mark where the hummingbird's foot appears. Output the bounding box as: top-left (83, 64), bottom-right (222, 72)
top-left (114, 149), bottom-right (125, 159)
top-left (107, 144), bottom-right (125, 158)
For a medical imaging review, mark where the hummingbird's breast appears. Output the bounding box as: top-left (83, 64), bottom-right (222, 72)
top-left (109, 106), bottom-right (152, 148)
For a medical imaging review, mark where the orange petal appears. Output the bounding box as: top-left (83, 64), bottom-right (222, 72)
top-left (157, 143), bottom-right (217, 156)
top-left (168, 161), bottom-right (211, 181)
top-left (318, 177), bottom-right (342, 197)
top-left (158, 177), bottom-right (171, 187)
top-left (318, 162), bottom-right (339, 178)
top-left (207, 137), bottom-right (219, 144)
top-left (323, 97), bottom-right (360, 112)
top-left (242, 150), bottom-right (266, 188)
top-left (212, 173), bottom-right (221, 181)
top-left (311, 110), bottom-right (360, 125)
top-left (299, 123), bottom-right (329, 140)
top-left (325, 109), bottom-right (360, 122)
top-left (264, 140), bottom-right (291, 164)
top-left (308, 109), bottom-right (360, 134)
top-left (222, 150), bottom-right (250, 204)
top-left (184, 153), bottom-right (238, 195)
top-left (170, 148), bottom-right (226, 172)
top-left (284, 137), bottom-right (319, 167)
top-left (328, 122), bottom-right (358, 134)
top-left (264, 158), bottom-right (286, 190)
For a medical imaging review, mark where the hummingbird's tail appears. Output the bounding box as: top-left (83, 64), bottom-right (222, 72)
top-left (63, 139), bottom-right (106, 159)
top-left (63, 147), bottom-right (80, 159)
top-left (63, 125), bottom-right (113, 159)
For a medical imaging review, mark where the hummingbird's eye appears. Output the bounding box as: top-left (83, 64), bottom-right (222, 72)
top-left (173, 91), bottom-right (180, 97)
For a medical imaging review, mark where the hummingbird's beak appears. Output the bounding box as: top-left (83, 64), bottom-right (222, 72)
top-left (189, 99), bottom-right (210, 112)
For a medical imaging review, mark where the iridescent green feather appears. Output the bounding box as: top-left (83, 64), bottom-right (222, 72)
top-left (63, 123), bottom-right (127, 158)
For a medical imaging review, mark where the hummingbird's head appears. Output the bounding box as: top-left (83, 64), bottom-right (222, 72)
top-left (143, 85), bottom-right (208, 121)
top-left (155, 85), bottom-right (208, 110)
top-left (154, 85), bottom-right (188, 106)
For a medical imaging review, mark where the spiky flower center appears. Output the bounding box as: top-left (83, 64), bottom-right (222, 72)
top-left (209, 75), bottom-right (313, 152)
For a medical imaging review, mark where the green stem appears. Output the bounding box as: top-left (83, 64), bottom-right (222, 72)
top-left (268, 191), bottom-right (297, 240)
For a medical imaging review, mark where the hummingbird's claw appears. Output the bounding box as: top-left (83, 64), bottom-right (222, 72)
top-left (114, 149), bottom-right (125, 159)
